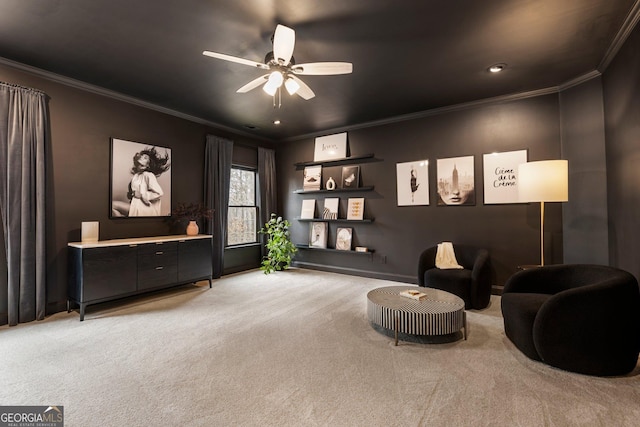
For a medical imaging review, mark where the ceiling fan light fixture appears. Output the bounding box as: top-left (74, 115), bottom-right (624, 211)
top-left (263, 71), bottom-right (283, 96)
top-left (284, 77), bottom-right (300, 95)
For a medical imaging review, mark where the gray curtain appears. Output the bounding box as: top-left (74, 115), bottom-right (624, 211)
top-left (0, 82), bottom-right (48, 326)
top-left (257, 147), bottom-right (277, 257)
top-left (204, 135), bottom-right (233, 279)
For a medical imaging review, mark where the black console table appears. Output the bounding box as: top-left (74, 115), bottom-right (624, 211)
top-left (67, 235), bottom-right (213, 321)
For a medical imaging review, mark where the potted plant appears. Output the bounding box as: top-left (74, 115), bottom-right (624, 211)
top-left (259, 213), bottom-right (297, 274)
top-left (169, 202), bottom-right (214, 235)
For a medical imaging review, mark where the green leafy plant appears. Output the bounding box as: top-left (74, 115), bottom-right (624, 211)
top-left (259, 213), bottom-right (297, 274)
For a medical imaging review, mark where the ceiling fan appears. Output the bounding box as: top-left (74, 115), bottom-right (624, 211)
top-left (203, 24), bottom-right (352, 101)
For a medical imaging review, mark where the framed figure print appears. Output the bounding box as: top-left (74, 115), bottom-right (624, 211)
top-left (483, 150), bottom-right (528, 204)
top-left (309, 222), bottom-right (328, 248)
top-left (341, 165), bottom-right (360, 189)
top-left (436, 156), bottom-right (475, 206)
top-left (110, 138), bottom-right (172, 218)
top-left (396, 160), bottom-right (429, 205)
top-left (335, 227), bottom-right (353, 251)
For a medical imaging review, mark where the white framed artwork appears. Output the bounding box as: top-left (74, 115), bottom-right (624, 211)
top-left (482, 150), bottom-right (528, 204)
top-left (323, 198), bottom-right (339, 219)
top-left (436, 156), bottom-right (475, 206)
top-left (309, 222), bottom-right (328, 249)
top-left (300, 199), bottom-right (316, 219)
top-left (396, 160), bottom-right (429, 206)
top-left (347, 198), bottom-right (364, 220)
top-left (313, 132), bottom-right (347, 161)
top-left (303, 165), bottom-right (322, 191)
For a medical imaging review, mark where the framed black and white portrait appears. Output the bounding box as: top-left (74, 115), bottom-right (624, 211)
top-left (110, 138), bottom-right (172, 218)
top-left (436, 155), bottom-right (475, 206)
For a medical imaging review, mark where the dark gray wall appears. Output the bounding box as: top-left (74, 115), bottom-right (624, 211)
top-left (559, 77), bottom-right (609, 265)
top-left (0, 63), bottom-right (267, 318)
top-left (602, 22), bottom-right (640, 279)
top-left (277, 95), bottom-right (564, 287)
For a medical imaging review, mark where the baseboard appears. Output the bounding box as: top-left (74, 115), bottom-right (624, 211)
top-left (291, 261), bottom-right (417, 284)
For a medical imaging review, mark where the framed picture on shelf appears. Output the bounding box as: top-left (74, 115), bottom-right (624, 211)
top-left (313, 132), bottom-right (347, 161)
top-left (436, 155), bottom-right (475, 206)
top-left (347, 198), bottom-right (365, 220)
top-left (303, 165), bottom-right (322, 191)
top-left (396, 160), bottom-right (429, 206)
top-left (309, 222), bottom-right (328, 249)
top-left (341, 165), bottom-right (360, 189)
top-left (323, 198), bottom-right (339, 219)
top-left (110, 137), bottom-right (172, 218)
top-left (335, 227), bottom-right (353, 251)
top-left (482, 150), bottom-right (527, 204)
top-left (300, 199), bottom-right (316, 219)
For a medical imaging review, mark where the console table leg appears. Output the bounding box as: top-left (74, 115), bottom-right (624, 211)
top-left (80, 304), bottom-right (86, 322)
top-left (208, 278), bottom-right (212, 288)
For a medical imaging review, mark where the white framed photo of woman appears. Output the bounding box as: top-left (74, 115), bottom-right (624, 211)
top-left (110, 138), bottom-right (172, 218)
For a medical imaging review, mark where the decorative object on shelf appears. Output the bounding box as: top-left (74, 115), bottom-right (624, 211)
top-left (186, 221), bottom-right (199, 236)
top-left (110, 138), bottom-right (172, 218)
top-left (437, 155), bottom-right (475, 206)
top-left (355, 246), bottom-right (368, 252)
top-left (396, 160), bottom-right (429, 206)
top-left (347, 198), bottom-right (365, 220)
top-left (326, 176), bottom-right (336, 190)
top-left (335, 227), bottom-right (353, 251)
top-left (169, 202), bottom-right (214, 234)
top-left (314, 132), bottom-right (348, 161)
top-left (300, 199), bottom-right (316, 219)
top-left (518, 160), bottom-right (569, 266)
top-left (258, 214), bottom-right (297, 274)
top-left (323, 198), bottom-right (339, 219)
top-left (303, 165), bottom-right (322, 191)
top-left (309, 222), bottom-right (328, 249)
top-left (483, 150), bottom-right (528, 204)
top-left (81, 221), bottom-right (99, 243)
top-left (341, 165), bottom-right (360, 189)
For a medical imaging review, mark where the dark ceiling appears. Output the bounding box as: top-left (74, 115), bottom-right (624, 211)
top-left (0, 0), bottom-right (637, 141)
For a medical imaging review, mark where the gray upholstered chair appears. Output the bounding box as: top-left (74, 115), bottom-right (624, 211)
top-left (501, 264), bottom-right (640, 376)
top-left (418, 244), bottom-right (491, 309)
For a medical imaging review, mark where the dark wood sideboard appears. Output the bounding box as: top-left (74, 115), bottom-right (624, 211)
top-left (67, 235), bottom-right (213, 321)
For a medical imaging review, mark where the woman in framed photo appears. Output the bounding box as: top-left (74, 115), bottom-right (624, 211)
top-left (127, 146), bottom-right (171, 216)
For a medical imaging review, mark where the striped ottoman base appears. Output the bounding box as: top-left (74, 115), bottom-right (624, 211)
top-left (367, 286), bottom-right (466, 345)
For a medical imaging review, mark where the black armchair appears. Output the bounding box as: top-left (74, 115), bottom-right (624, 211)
top-left (418, 244), bottom-right (491, 309)
top-left (501, 264), bottom-right (640, 376)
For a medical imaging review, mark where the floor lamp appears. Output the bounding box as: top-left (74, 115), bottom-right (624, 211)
top-left (518, 160), bottom-right (568, 266)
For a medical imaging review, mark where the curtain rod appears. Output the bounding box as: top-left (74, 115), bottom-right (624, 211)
top-left (0, 80), bottom-right (47, 96)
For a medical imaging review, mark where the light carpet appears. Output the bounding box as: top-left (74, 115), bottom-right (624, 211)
top-left (1, 268), bottom-right (639, 426)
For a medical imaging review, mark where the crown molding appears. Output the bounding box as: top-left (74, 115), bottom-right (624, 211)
top-left (281, 87), bottom-right (559, 143)
top-left (0, 56), bottom-right (271, 142)
top-left (557, 70), bottom-right (602, 91)
top-left (599, 0), bottom-right (640, 72)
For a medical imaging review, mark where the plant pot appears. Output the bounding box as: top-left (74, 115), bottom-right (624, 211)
top-left (186, 220), bottom-right (199, 236)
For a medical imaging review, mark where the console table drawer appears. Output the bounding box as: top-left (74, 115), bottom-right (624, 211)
top-left (138, 243), bottom-right (178, 289)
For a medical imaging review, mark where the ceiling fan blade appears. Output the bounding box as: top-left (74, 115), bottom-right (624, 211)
top-left (236, 75), bottom-right (269, 93)
top-left (273, 24), bottom-right (295, 65)
top-left (291, 62), bottom-right (353, 75)
top-left (203, 51), bottom-right (269, 70)
top-left (289, 75), bottom-right (315, 100)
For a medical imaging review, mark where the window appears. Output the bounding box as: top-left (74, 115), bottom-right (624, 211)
top-left (227, 167), bottom-right (257, 245)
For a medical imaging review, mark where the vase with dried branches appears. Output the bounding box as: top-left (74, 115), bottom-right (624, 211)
top-left (169, 202), bottom-right (214, 235)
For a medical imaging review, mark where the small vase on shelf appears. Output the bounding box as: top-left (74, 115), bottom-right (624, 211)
top-left (186, 220), bottom-right (199, 236)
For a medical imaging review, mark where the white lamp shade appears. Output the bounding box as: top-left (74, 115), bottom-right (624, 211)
top-left (518, 160), bottom-right (568, 202)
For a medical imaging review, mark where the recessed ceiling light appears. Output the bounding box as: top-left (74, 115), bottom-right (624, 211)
top-left (273, 120), bottom-right (281, 125)
top-left (488, 63), bottom-right (507, 73)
